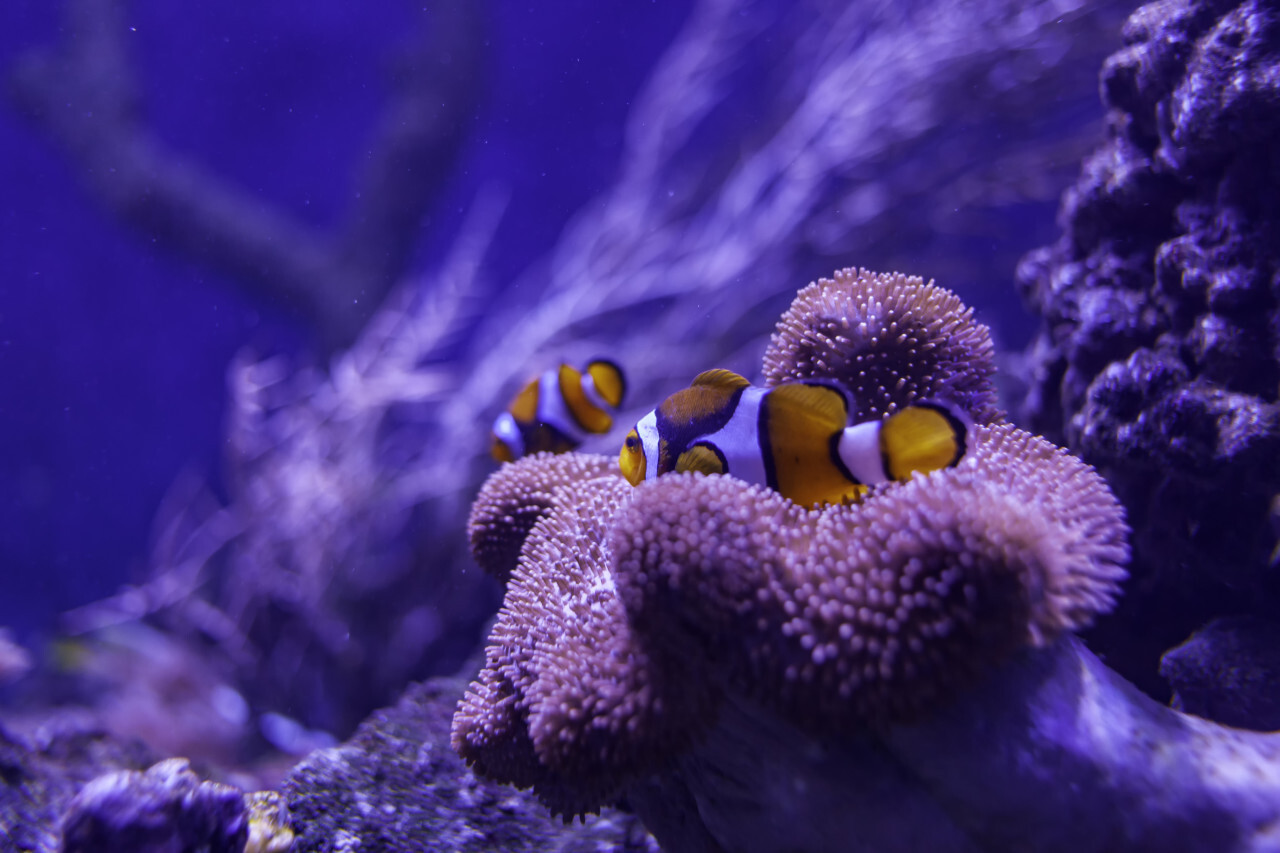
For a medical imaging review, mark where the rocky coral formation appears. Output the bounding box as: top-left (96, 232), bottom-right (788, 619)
top-left (1016, 0), bottom-right (1280, 687)
top-left (0, 672), bottom-right (655, 851)
top-left (1160, 615), bottom-right (1280, 730)
top-left (0, 713), bottom-right (156, 852)
top-left (283, 675), bottom-right (657, 853)
top-left (59, 758), bottom-right (248, 853)
top-left (442, 269), bottom-right (1280, 853)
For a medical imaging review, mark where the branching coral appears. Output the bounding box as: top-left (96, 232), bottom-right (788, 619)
top-left (450, 269), bottom-right (1172, 848)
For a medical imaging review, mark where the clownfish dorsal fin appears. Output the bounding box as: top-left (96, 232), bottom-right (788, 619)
top-left (767, 383), bottom-right (849, 433)
top-left (880, 403), bottom-right (967, 481)
top-left (675, 443), bottom-right (728, 476)
top-left (690, 369), bottom-right (751, 390)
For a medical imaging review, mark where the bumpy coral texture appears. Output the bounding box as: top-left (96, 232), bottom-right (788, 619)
top-left (614, 423), bottom-right (1127, 730)
top-left (453, 269), bottom-right (1129, 819)
top-left (468, 452), bottom-right (619, 583)
top-left (1016, 0), bottom-right (1280, 673)
top-left (455, 469), bottom-right (717, 818)
top-left (763, 267), bottom-right (1001, 424)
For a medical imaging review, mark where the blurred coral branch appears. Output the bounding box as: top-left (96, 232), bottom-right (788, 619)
top-left (7, 0), bottom-right (485, 352)
top-left (60, 191), bottom-right (506, 738)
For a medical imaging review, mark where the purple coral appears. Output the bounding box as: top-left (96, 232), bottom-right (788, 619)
top-left (452, 269), bottom-right (1144, 843)
top-left (1016, 0), bottom-right (1280, 690)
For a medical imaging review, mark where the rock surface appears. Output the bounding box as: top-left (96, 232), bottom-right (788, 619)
top-left (1160, 615), bottom-right (1280, 731)
top-left (283, 676), bottom-right (658, 853)
top-left (1016, 0), bottom-right (1280, 691)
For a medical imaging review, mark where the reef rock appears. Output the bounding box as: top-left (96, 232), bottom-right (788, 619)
top-left (1016, 0), bottom-right (1280, 686)
top-left (282, 675), bottom-right (656, 852)
top-left (60, 758), bottom-right (248, 853)
top-left (1161, 615), bottom-right (1280, 731)
top-left (0, 712), bottom-right (155, 853)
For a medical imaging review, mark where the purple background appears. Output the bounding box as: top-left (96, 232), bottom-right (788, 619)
top-left (0, 1), bottom-right (692, 638)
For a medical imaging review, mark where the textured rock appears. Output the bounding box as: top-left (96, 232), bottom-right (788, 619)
top-left (630, 636), bottom-right (1280, 853)
top-left (283, 675), bottom-right (657, 853)
top-left (60, 758), bottom-right (247, 853)
top-left (1160, 615), bottom-right (1280, 731)
top-left (1016, 0), bottom-right (1280, 689)
top-left (0, 713), bottom-right (155, 853)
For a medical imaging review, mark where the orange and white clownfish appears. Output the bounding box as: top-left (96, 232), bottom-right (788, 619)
top-left (617, 369), bottom-right (969, 508)
top-left (491, 360), bottom-right (627, 462)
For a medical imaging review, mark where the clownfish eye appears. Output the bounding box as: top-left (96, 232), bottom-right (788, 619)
top-left (619, 429), bottom-right (645, 486)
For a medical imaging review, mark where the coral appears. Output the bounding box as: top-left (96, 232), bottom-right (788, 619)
top-left (762, 268), bottom-right (1001, 424)
top-left (0, 714), bottom-right (156, 853)
top-left (244, 792), bottom-right (295, 853)
top-left (453, 425), bottom-right (1131, 823)
top-left (468, 452), bottom-right (620, 583)
top-left (59, 758), bottom-right (248, 853)
top-left (618, 422), bottom-right (1128, 725)
top-left (451, 269), bottom-right (1137, 832)
top-left (282, 675), bottom-right (658, 852)
top-left (1016, 0), bottom-right (1280, 687)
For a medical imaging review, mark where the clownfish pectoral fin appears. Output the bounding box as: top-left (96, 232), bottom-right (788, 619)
top-left (586, 360), bottom-right (627, 409)
top-left (690, 368), bottom-right (752, 391)
top-left (880, 402), bottom-right (969, 481)
top-left (675, 443), bottom-right (728, 476)
top-left (767, 383), bottom-right (849, 433)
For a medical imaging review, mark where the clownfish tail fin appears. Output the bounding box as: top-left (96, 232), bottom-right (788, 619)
top-left (586, 359), bottom-right (627, 409)
top-left (880, 400), bottom-right (970, 482)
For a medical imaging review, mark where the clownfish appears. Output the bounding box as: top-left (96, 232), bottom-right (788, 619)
top-left (491, 360), bottom-right (627, 462)
top-left (618, 369), bottom-right (969, 508)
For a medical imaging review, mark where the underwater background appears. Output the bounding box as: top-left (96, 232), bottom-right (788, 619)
top-left (2, 1), bottom-right (692, 640)
top-left (6, 0), bottom-right (1280, 849)
top-left (2, 0), bottom-right (1118, 653)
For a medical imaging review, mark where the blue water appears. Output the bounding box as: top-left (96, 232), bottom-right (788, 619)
top-left (1, 1), bottom-right (690, 640)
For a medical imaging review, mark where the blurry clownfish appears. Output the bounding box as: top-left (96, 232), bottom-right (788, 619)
top-left (491, 360), bottom-right (627, 462)
top-left (618, 369), bottom-right (969, 508)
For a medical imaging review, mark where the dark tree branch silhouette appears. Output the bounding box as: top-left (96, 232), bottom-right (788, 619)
top-left (8, 0), bottom-right (486, 353)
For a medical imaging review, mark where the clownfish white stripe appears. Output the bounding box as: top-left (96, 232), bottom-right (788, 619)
top-left (492, 411), bottom-right (525, 459)
top-left (697, 386), bottom-right (769, 490)
top-left (837, 420), bottom-right (887, 486)
top-left (580, 372), bottom-right (609, 413)
top-left (537, 369), bottom-right (589, 443)
top-left (636, 410), bottom-right (661, 481)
